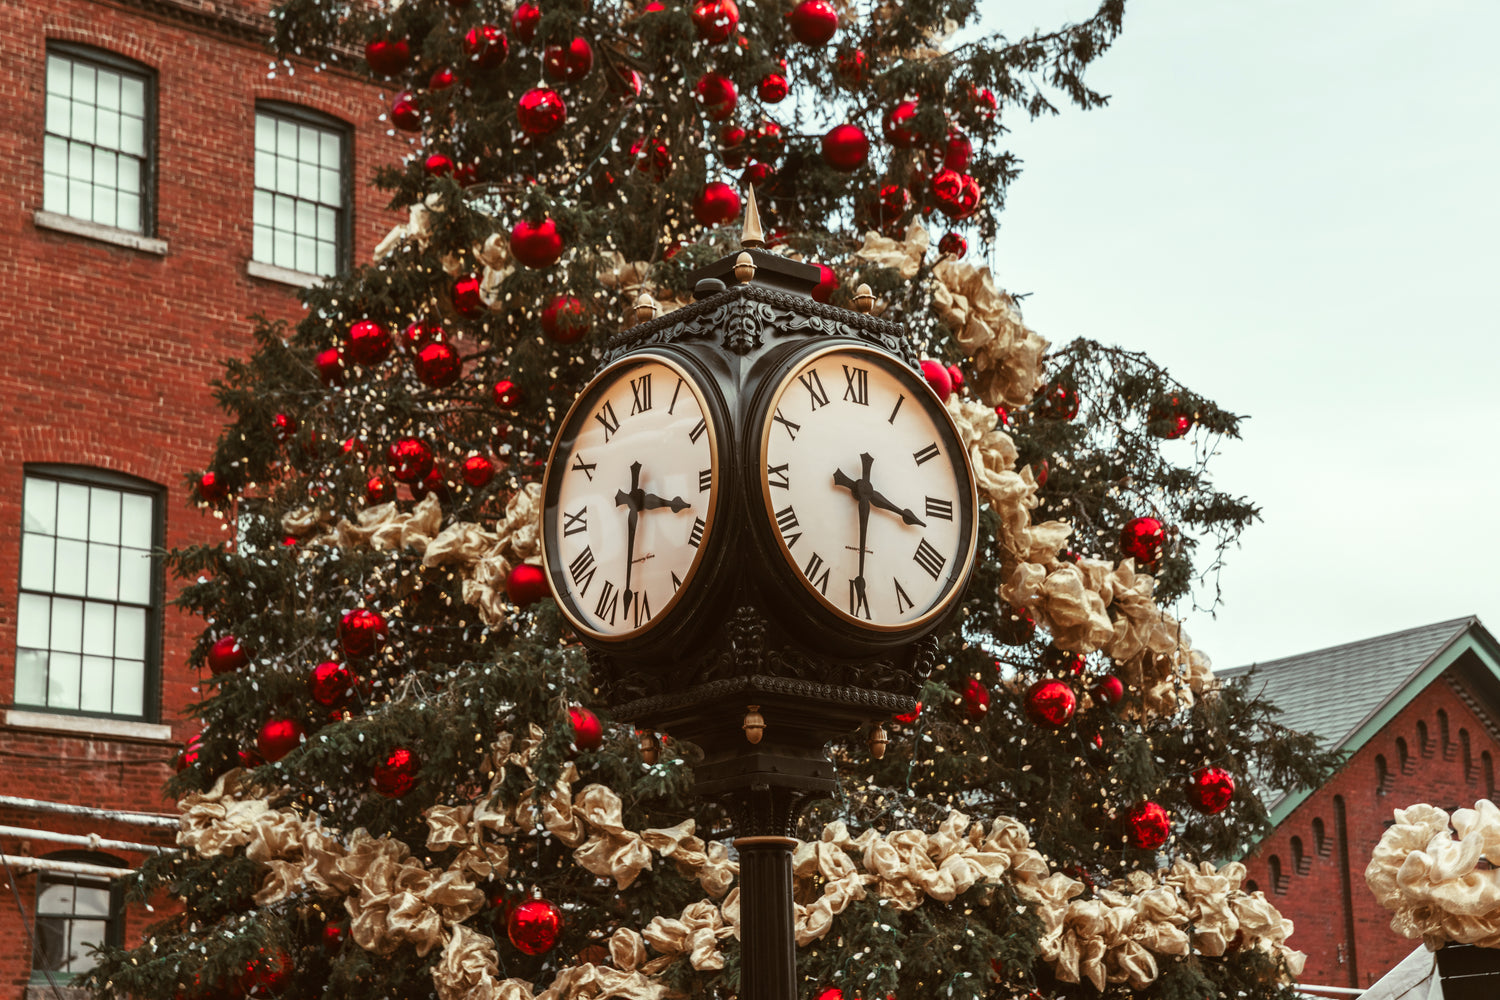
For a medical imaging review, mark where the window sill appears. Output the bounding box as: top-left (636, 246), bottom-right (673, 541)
top-left (26, 984), bottom-right (91, 1000)
top-left (33, 210), bottom-right (168, 256)
top-left (5, 709), bottom-right (173, 744)
top-left (247, 259), bottom-right (325, 289)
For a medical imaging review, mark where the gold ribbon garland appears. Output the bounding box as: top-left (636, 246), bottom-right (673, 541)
top-left (1367, 799), bottom-right (1500, 949)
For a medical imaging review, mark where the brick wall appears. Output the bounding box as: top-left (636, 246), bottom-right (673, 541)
top-left (1240, 670), bottom-right (1500, 990)
top-left (0, 0), bottom-right (399, 993)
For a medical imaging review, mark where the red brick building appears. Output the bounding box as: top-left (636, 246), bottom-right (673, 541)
top-left (1226, 617), bottom-right (1500, 994)
top-left (0, 1), bottom-right (397, 994)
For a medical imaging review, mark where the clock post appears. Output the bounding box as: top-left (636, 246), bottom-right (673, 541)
top-left (542, 191), bottom-right (976, 1000)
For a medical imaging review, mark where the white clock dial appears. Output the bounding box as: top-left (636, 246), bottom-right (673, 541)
top-left (544, 355), bottom-right (719, 640)
top-left (759, 344), bottom-right (976, 631)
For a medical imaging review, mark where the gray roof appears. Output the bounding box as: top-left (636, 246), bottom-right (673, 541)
top-left (1218, 616), bottom-right (1478, 752)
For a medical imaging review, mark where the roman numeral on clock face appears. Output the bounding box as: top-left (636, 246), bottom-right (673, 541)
top-left (894, 578), bottom-right (915, 614)
top-left (595, 401), bottom-right (620, 441)
top-left (595, 580), bottom-right (619, 624)
top-left (767, 463), bottom-right (789, 489)
top-left (699, 468), bottom-right (712, 492)
top-left (571, 456), bottom-right (596, 481)
top-left (630, 373), bottom-right (652, 414)
top-left (668, 377), bottom-right (684, 415)
top-left (798, 369), bottom-right (830, 410)
top-left (775, 505), bottom-right (801, 548)
top-left (688, 417), bottom-right (707, 443)
top-left (562, 507), bottom-right (588, 536)
top-left (842, 365), bottom-right (869, 405)
top-left (569, 546), bottom-right (597, 594)
top-left (632, 590), bottom-right (652, 628)
top-left (773, 408), bottom-right (800, 440)
top-left (849, 579), bottom-right (871, 618)
top-left (913, 442), bottom-right (940, 465)
top-left (925, 497), bottom-right (953, 521)
top-left (913, 538), bottom-right (946, 580)
top-left (688, 517), bottom-right (706, 548)
top-left (803, 552), bottom-right (830, 595)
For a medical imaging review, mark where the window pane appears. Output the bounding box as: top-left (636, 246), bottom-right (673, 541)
top-left (276, 155), bottom-right (297, 195)
top-left (113, 660), bottom-right (145, 717)
top-left (76, 884), bottom-right (111, 918)
top-left (55, 538), bottom-right (88, 596)
top-left (253, 224), bottom-right (272, 264)
top-left (319, 167), bottom-right (340, 206)
top-left (296, 235), bottom-right (316, 274)
top-left (299, 124), bottom-right (320, 162)
top-left (317, 242), bottom-right (336, 278)
top-left (117, 155), bottom-right (140, 194)
top-left (84, 602), bottom-right (114, 656)
top-left (57, 483), bottom-right (89, 538)
top-left (117, 193), bottom-right (141, 233)
top-left (67, 917), bottom-right (108, 973)
top-left (44, 171), bottom-right (66, 214)
top-left (48, 652), bottom-right (82, 710)
top-left (50, 598), bottom-right (83, 652)
top-left (21, 533), bottom-right (55, 591)
top-left (255, 113), bottom-right (274, 151)
top-left (295, 198), bottom-right (314, 236)
top-left (255, 151), bottom-right (276, 191)
top-left (69, 179), bottom-right (92, 217)
top-left (68, 140), bottom-right (93, 181)
top-left (15, 650), bottom-right (47, 706)
top-left (46, 94), bottom-right (71, 135)
top-left (120, 115), bottom-right (144, 157)
top-left (120, 493), bottom-right (152, 548)
top-left (48, 55), bottom-right (71, 97)
top-left (317, 206), bottom-right (336, 241)
top-left (80, 657), bottom-right (113, 713)
top-left (274, 228), bottom-right (295, 269)
top-left (115, 606), bottom-right (146, 658)
top-left (96, 110), bottom-right (120, 151)
top-left (298, 160), bottom-right (318, 200)
top-left (253, 188), bottom-right (272, 228)
top-left (24, 478), bottom-right (57, 534)
top-left (96, 70), bottom-right (120, 110)
top-left (274, 193), bottom-right (294, 232)
top-left (72, 63), bottom-right (95, 104)
top-left (277, 118), bottom-right (296, 154)
top-left (88, 488), bottom-right (121, 543)
top-left (320, 131), bottom-right (340, 166)
top-left (92, 187), bottom-right (117, 229)
top-left (88, 543), bottom-right (120, 600)
top-left (94, 148), bottom-right (118, 189)
top-left (118, 548), bottom-right (151, 604)
top-left (71, 101), bottom-right (95, 144)
top-left (37, 881), bottom-right (74, 914)
top-left (17, 593), bottom-right (50, 648)
top-left (121, 75), bottom-right (144, 115)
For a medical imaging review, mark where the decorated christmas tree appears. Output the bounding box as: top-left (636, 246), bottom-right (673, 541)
top-left (88, 1), bottom-right (1340, 998)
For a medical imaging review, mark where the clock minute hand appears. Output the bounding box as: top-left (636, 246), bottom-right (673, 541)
top-left (867, 487), bottom-right (926, 527)
top-left (616, 462), bottom-right (644, 619)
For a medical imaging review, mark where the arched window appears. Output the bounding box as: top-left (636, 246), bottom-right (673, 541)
top-left (32, 852), bottom-right (127, 978)
top-left (1396, 736), bottom-right (1412, 774)
top-left (1439, 709), bottom-right (1453, 759)
top-left (1291, 835), bottom-right (1311, 875)
top-left (1418, 720), bottom-right (1433, 756)
top-left (1375, 754), bottom-right (1391, 795)
top-left (1268, 855), bottom-right (1287, 894)
top-left (1312, 817), bottom-right (1331, 857)
top-left (1484, 751), bottom-right (1496, 800)
top-left (1462, 729), bottom-right (1476, 782)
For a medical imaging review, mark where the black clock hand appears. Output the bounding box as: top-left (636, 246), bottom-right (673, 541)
top-left (833, 454), bottom-right (875, 602)
top-left (615, 461), bottom-right (643, 618)
top-left (867, 487), bottom-right (926, 526)
top-left (641, 492), bottom-right (691, 513)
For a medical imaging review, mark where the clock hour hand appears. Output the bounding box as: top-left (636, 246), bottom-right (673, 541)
top-left (867, 487), bottom-right (925, 527)
top-left (641, 492), bottom-right (691, 513)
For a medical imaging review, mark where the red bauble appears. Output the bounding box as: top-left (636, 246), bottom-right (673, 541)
top-left (315, 347), bottom-right (345, 386)
top-left (322, 922), bottom-right (347, 953)
top-left (994, 405), bottom-right (1012, 430)
top-left (719, 125), bottom-right (748, 169)
top-left (1042, 645), bottom-right (1086, 676)
top-left (938, 232), bottom-right (967, 258)
top-left (511, 2), bottom-right (541, 43)
top-left (816, 990), bottom-right (844, 1000)
top-left (238, 947), bottom-right (295, 995)
top-left (541, 295), bottom-right (590, 343)
top-left (788, 0), bottom-right (838, 44)
top-left (919, 359), bottom-right (952, 401)
top-left (883, 100), bottom-right (920, 148)
top-left (1188, 767), bottom-right (1235, 815)
top-left (834, 48), bottom-right (869, 86)
top-left (892, 701), bottom-right (921, 724)
top-left (517, 88), bottom-right (567, 135)
top-left (821, 124), bottom-right (869, 171)
top-left (867, 183), bottom-right (909, 231)
top-left (970, 85), bottom-right (999, 120)
top-left (694, 72), bottom-right (738, 120)
top-left (752, 119), bottom-right (785, 162)
top-left (543, 37), bottom-right (594, 81)
top-left (611, 66), bottom-right (645, 99)
top-left (424, 153), bottom-right (454, 178)
top-left (943, 129), bottom-right (973, 171)
top-left (758, 73), bottom-right (789, 103)
top-left (176, 735), bottom-right (202, 772)
top-left (493, 379), bottom-right (525, 410)
top-left (387, 438), bottom-right (434, 483)
top-left (742, 161), bottom-right (775, 186)
top-left (207, 636), bottom-right (248, 675)
top-left (947, 364), bottom-right (965, 391)
top-left (309, 660), bottom-right (354, 706)
top-left (411, 467), bottom-right (450, 503)
top-left (390, 92), bottom-right (422, 132)
top-left (510, 218), bottom-right (564, 268)
top-left (1148, 396), bottom-right (1193, 439)
top-left (960, 677), bottom-right (990, 720)
top-left (506, 563), bottom-right (550, 606)
top-left (339, 608), bottom-right (388, 659)
top-left (404, 321), bottom-right (443, 349)
top-left (570, 706), bottom-right (604, 750)
top-left (1120, 516), bottom-right (1166, 566)
top-left (364, 38), bottom-right (411, 76)
top-left (464, 25), bottom-right (509, 69)
top-left (256, 718), bottom-right (306, 763)
top-left (1037, 380), bottom-right (1080, 420)
top-left (694, 181), bottom-right (741, 226)
top-left (692, 0), bottom-right (740, 43)
top-left (462, 454), bottom-right (496, 487)
top-left (933, 170), bottom-right (981, 219)
top-left (198, 471), bottom-right (229, 503)
top-left (1025, 679), bottom-right (1077, 728)
top-left (1091, 674), bottom-right (1124, 706)
top-left (508, 898), bottom-right (563, 955)
top-left (998, 604), bottom-right (1035, 645)
top-left (272, 412), bottom-right (298, 442)
top-left (347, 320), bottom-right (392, 365)
top-left (811, 263), bottom-right (838, 304)
top-left (630, 137), bottom-right (673, 181)
top-left (429, 66), bottom-right (456, 90)
top-left (1126, 801), bottom-right (1171, 850)
top-left (366, 475), bottom-right (395, 505)
top-left (373, 747), bottom-right (421, 797)
top-left (412, 341), bottom-right (461, 388)
top-left (451, 274), bottom-right (484, 318)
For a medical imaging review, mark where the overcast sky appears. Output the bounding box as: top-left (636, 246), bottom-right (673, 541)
top-left (977, 0), bottom-right (1500, 669)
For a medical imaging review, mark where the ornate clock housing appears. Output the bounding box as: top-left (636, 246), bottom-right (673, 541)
top-left (753, 342), bottom-right (978, 649)
top-left (542, 351), bottom-right (725, 646)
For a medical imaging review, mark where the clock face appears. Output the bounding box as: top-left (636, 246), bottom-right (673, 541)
top-left (758, 344), bottom-right (977, 632)
top-left (543, 354), bottom-right (719, 641)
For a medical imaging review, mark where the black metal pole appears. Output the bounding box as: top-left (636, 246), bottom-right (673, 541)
top-left (734, 834), bottom-right (799, 1000)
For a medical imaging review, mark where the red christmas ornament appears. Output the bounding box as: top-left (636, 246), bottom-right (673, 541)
top-left (570, 706), bottom-right (604, 750)
top-left (883, 100), bottom-right (920, 147)
top-left (994, 405), bottom-right (1012, 430)
top-left (464, 25), bottom-right (509, 69)
top-left (742, 161), bottom-right (775, 186)
top-left (960, 677), bottom-right (990, 720)
top-left (998, 604), bottom-right (1035, 645)
top-left (272, 412), bottom-right (298, 442)
top-left (717, 129), bottom-right (748, 172)
top-left (1148, 395), bottom-right (1193, 439)
top-left (816, 990), bottom-right (844, 1000)
top-left (510, 218), bottom-right (564, 268)
top-left (364, 38), bottom-right (411, 76)
top-left (543, 37), bottom-right (594, 81)
top-left (493, 379), bottom-right (525, 410)
top-left (207, 636), bottom-right (248, 675)
top-left (821, 124), bottom-right (869, 171)
top-left (919, 359), bottom-right (952, 401)
top-left (938, 231), bottom-right (967, 258)
top-left (403, 321), bottom-right (443, 348)
top-left (347, 320), bottom-right (392, 365)
top-left (450, 274), bottom-right (484, 317)
top-left (413, 341), bottom-right (462, 388)
top-left (1188, 767), bottom-right (1236, 815)
top-left (315, 347), bottom-right (345, 387)
top-left (322, 922), bottom-right (347, 953)
top-left (517, 88), bottom-right (567, 135)
top-left (834, 48), bottom-right (869, 86)
top-left (932, 170), bottom-right (981, 219)
top-left (387, 438), bottom-right (434, 483)
top-left (943, 129), bottom-right (973, 171)
top-left (1037, 380), bottom-right (1080, 420)
top-left (506, 563), bottom-right (550, 606)
top-left (429, 66), bottom-right (456, 90)
top-left (1025, 679), bottom-right (1077, 728)
top-left (788, 0), bottom-right (838, 44)
top-left (1120, 516), bottom-right (1166, 566)
top-left (969, 85), bottom-right (999, 120)
top-left (1091, 674), bottom-right (1124, 706)
top-left (541, 295), bottom-right (590, 343)
top-left (424, 153), bottom-right (454, 178)
top-left (630, 137), bottom-right (673, 181)
top-left (256, 718), bottom-right (306, 763)
top-left (694, 182), bottom-right (741, 226)
top-left (758, 73), bottom-right (789, 103)
top-left (410, 466), bottom-right (449, 503)
top-left (511, 2), bottom-right (541, 43)
top-left (238, 948), bottom-right (294, 995)
top-left (611, 66), bottom-right (645, 100)
top-left (175, 735), bottom-right (202, 772)
top-left (198, 471), bottom-right (229, 503)
top-left (309, 660), bottom-right (354, 706)
top-left (366, 475), bottom-right (395, 505)
top-left (1042, 645), bottom-right (1086, 676)
top-left (946, 364), bottom-right (964, 391)
top-left (339, 608), bottom-right (388, 659)
top-left (390, 92), bottom-right (422, 131)
top-left (752, 119), bottom-right (785, 162)
top-left (373, 747), bottom-right (421, 797)
top-left (811, 263), bottom-right (838, 304)
top-left (508, 898), bottom-right (563, 955)
top-left (692, 0), bottom-right (740, 43)
top-left (1126, 801), bottom-right (1171, 850)
top-left (462, 454), bottom-right (496, 487)
top-left (892, 701), bottom-right (922, 724)
top-left (694, 72), bottom-right (738, 120)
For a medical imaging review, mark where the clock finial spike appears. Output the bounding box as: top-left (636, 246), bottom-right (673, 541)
top-left (740, 185), bottom-right (765, 249)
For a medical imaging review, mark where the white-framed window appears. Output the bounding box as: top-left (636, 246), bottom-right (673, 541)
top-left (253, 102), bottom-right (350, 276)
top-left (15, 467), bottom-right (162, 721)
top-left (42, 44), bottom-right (154, 235)
top-left (32, 854), bottom-right (126, 979)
